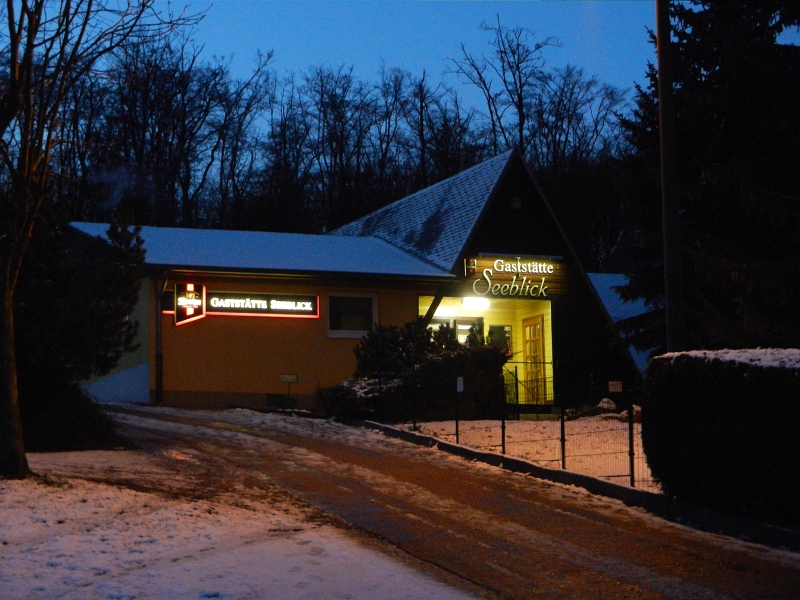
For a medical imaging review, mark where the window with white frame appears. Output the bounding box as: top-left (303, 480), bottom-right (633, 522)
top-left (327, 294), bottom-right (377, 338)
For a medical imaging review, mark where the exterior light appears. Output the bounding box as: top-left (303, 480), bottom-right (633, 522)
top-left (462, 297), bottom-right (490, 310)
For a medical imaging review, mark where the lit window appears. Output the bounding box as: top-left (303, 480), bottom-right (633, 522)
top-left (328, 294), bottom-right (377, 338)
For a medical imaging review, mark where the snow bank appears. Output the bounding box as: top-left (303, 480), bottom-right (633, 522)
top-left (659, 348), bottom-right (800, 370)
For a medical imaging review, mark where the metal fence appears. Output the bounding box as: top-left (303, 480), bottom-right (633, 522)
top-left (400, 365), bottom-right (660, 493)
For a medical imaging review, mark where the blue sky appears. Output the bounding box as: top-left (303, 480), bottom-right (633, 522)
top-left (166, 0), bottom-right (658, 107)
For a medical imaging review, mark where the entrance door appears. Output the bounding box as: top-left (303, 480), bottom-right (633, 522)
top-left (522, 316), bottom-right (546, 403)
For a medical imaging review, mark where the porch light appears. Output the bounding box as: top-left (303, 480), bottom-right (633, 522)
top-left (462, 297), bottom-right (490, 310)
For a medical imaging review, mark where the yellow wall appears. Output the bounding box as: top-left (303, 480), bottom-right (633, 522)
top-left (513, 300), bottom-right (554, 402)
top-left (150, 277), bottom-right (423, 409)
top-left (419, 295), bottom-right (554, 404)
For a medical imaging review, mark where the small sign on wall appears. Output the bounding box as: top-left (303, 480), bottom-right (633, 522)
top-left (174, 283), bottom-right (206, 326)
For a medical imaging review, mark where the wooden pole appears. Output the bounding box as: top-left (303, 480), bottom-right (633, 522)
top-left (656, 0), bottom-right (686, 352)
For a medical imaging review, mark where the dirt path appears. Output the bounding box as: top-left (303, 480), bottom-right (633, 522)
top-left (96, 407), bottom-right (800, 600)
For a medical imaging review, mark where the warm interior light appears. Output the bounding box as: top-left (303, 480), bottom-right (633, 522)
top-left (462, 297), bottom-right (490, 310)
top-left (433, 307), bottom-right (455, 318)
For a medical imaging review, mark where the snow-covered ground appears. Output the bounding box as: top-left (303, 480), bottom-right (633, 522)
top-left (401, 412), bottom-right (659, 493)
top-left (1, 441), bottom-right (480, 599)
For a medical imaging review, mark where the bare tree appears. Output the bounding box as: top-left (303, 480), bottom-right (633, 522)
top-left (303, 65), bottom-right (376, 229)
top-left (403, 70), bottom-right (442, 188)
top-left (213, 52), bottom-right (274, 228)
top-left (0, 0), bottom-right (195, 478)
top-left (449, 16), bottom-right (557, 154)
top-left (528, 64), bottom-right (627, 173)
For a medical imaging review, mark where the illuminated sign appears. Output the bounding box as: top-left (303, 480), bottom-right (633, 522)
top-left (463, 256), bottom-right (566, 299)
top-left (174, 283), bottom-right (206, 325)
top-left (167, 286), bottom-right (319, 324)
top-left (206, 292), bottom-right (319, 318)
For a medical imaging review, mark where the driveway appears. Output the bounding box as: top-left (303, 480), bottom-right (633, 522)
top-left (102, 407), bottom-right (800, 600)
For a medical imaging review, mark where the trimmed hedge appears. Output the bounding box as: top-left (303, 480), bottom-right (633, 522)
top-left (642, 351), bottom-right (800, 525)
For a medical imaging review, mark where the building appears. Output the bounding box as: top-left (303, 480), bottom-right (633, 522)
top-left (77, 150), bottom-right (641, 410)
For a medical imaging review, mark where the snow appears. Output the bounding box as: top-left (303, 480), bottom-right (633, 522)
top-left (10, 398), bottom-right (800, 598)
top-left (587, 273), bottom-right (649, 322)
top-left (399, 412), bottom-right (659, 493)
top-left (1, 421), bottom-right (480, 599)
top-left (586, 273), bottom-right (653, 372)
top-left (659, 348), bottom-right (800, 370)
top-left (70, 222), bottom-right (453, 278)
top-left (83, 364), bottom-right (149, 405)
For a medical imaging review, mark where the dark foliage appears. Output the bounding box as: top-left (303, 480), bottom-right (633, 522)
top-left (616, 1), bottom-right (800, 353)
top-left (13, 218), bottom-right (143, 450)
top-left (321, 318), bottom-right (508, 423)
top-left (642, 354), bottom-right (800, 525)
top-left (18, 377), bottom-right (128, 452)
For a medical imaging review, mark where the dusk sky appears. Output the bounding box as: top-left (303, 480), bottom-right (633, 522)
top-left (166, 0), bottom-right (660, 108)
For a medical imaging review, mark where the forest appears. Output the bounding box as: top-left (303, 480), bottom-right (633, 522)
top-left (1, 1), bottom-right (799, 477)
top-left (39, 16), bottom-right (629, 272)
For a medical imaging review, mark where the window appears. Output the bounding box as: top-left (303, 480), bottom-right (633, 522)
top-left (328, 294), bottom-right (377, 338)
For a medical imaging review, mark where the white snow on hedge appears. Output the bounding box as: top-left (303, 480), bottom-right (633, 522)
top-left (657, 348), bottom-right (800, 370)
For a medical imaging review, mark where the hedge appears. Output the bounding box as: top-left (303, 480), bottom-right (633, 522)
top-left (642, 350), bottom-right (800, 525)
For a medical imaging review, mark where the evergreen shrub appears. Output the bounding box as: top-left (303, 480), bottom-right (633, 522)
top-left (19, 370), bottom-right (127, 451)
top-left (642, 352), bottom-right (800, 525)
top-left (319, 318), bottom-right (508, 423)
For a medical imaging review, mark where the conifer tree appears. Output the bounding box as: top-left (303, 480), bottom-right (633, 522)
top-left (616, 1), bottom-right (800, 354)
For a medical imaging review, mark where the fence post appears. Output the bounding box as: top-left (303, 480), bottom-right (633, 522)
top-left (501, 393), bottom-right (506, 456)
top-left (560, 403), bottom-right (566, 470)
top-left (455, 376), bottom-right (462, 444)
top-left (412, 365), bottom-right (417, 431)
top-left (628, 387), bottom-right (636, 488)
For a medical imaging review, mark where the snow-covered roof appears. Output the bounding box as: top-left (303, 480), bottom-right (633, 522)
top-left (330, 150), bottom-right (514, 272)
top-left (70, 223), bottom-right (453, 279)
top-left (659, 348), bottom-right (800, 370)
top-left (586, 273), bottom-right (649, 323)
top-left (587, 273), bottom-right (652, 372)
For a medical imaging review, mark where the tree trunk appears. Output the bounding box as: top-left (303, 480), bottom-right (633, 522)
top-left (0, 287), bottom-right (30, 478)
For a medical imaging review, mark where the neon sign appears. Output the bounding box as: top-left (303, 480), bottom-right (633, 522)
top-left (168, 286), bottom-right (320, 325)
top-left (174, 283), bottom-right (206, 325)
top-left (207, 292), bottom-right (319, 318)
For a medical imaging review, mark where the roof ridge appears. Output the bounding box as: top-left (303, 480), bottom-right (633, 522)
top-left (329, 150), bottom-right (515, 272)
top-left (329, 149), bottom-right (513, 237)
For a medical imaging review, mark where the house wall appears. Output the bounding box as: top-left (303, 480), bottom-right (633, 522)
top-left (82, 280), bottom-right (151, 404)
top-left (150, 276), bottom-right (426, 410)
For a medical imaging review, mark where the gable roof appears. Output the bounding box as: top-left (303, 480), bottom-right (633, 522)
top-left (330, 150), bottom-right (514, 272)
top-left (70, 222), bottom-right (453, 279)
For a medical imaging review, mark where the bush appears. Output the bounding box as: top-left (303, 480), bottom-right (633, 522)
top-left (642, 351), bottom-right (800, 525)
top-left (19, 373), bottom-right (127, 452)
top-left (322, 318), bottom-right (508, 423)
top-left (318, 377), bottom-right (406, 422)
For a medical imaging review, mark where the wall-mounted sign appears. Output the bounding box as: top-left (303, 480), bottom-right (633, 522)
top-left (206, 292), bottom-right (319, 319)
top-left (463, 256), bottom-right (566, 299)
top-left (174, 283), bottom-right (206, 325)
top-left (167, 286), bottom-right (319, 325)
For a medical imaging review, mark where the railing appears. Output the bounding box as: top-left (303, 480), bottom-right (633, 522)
top-left (399, 373), bottom-right (660, 493)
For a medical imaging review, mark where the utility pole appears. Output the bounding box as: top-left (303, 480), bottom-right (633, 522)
top-left (656, 0), bottom-right (686, 352)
